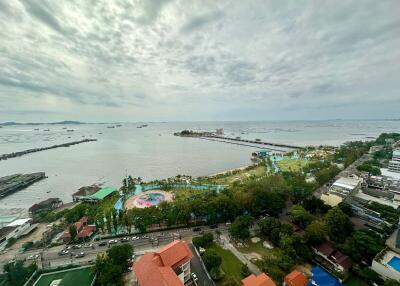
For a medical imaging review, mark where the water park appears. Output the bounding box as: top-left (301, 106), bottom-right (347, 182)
top-left (124, 190), bottom-right (172, 209)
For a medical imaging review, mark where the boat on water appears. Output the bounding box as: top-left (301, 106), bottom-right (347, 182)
top-left (62, 127), bottom-right (67, 129)
top-left (67, 129), bottom-right (74, 132)
top-left (107, 126), bottom-right (115, 128)
top-left (34, 128), bottom-right (39, 131)
top-left (98, 132), bottom-right (103, 134)
top-left (43, 129), bottom-right (50, 131)
top-left (116, 124), bottom-right (122, 127)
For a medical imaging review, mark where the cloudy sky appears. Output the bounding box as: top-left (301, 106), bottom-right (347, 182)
top-left (0, 0), bottom-right (399, 122)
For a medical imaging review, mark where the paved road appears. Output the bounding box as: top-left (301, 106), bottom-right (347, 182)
top-left (1, 225), bottom-right (229, 272)
top-left (189, 244), bottom-right (214, 286)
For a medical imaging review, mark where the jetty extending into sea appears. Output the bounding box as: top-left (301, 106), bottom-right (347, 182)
top-left (174, 130), bottom-right (303, 151)
top-left (0, 138), bottom-right (97, 161)
top-left (0, 172), bottom-right (46, 198)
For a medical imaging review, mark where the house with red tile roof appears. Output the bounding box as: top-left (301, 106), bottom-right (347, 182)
top-left (242, 273), bottom-right (276, 286)
top-left (284, 270), bottom-right (308, 286)
top-left (133, 240), bottom-right (193, 286)
top-left (312, 241), bottom-right (352, 273)
top-left (59, 216), bottom-right (95, 242)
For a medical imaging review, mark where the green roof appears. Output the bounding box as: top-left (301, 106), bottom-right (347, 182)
top-left (89, 187), bottom-right (117, 200)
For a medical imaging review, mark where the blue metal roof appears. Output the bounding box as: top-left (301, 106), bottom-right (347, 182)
top-left (306, 266), bottom-right (343, 286)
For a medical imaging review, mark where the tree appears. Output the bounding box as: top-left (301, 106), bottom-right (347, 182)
top-left (258, 217), bottom-right (281, 237)
top-left (210, 266), bottom-right (224, 281)
top-left (202, 249), bottom-right (222, 271)
top-left (324, 207), bottom-right (353, 242)
top-left (290, 205), bottom-right (313, 228)
top-left (105, 212), bottom-right (112, 234)
top-left (305, 220), bottom-right (327, 244)
top-left (341, 230), bottom-right (384, 263)
top-left (222, 278), bottom-right (238, 286)
top-left (95, 253), bottom-right (124, 286)
top-left (241, 264), bottom-right (251, 277)
top-left (107, 244), bottom-right (133, 270)
top-left (112, 209), bottom-right (118, 234)
top-left (3, 261), bottom-right (37, 286)
top-left (193, 233), bottom-right (214, 248)
top-left (69, 224), bottom-right (77, 241)
top-left (229, 215), bottom-right (254, 240)
top-left (384, 279), bottom-right (400, 286)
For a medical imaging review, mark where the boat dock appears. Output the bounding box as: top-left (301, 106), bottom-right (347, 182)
top-left (0, 139), bottom-right (97, 161)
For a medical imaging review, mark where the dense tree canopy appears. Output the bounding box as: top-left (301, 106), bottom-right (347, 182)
top-left (324, 207), bottom-right (354, 243)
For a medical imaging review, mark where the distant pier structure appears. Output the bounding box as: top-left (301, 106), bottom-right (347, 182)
top-left (175, 130), bottom-right (303, 152)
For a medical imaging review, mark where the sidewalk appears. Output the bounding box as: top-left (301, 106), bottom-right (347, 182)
top-left (219, 234), bottom-right (261, 275)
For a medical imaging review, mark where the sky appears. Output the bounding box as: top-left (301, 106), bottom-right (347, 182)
top-left (0, 0), bottom-right (399, 122)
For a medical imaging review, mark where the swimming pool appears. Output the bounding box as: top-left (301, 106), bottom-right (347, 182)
top-left (388, 256), bottom-right (400, 272)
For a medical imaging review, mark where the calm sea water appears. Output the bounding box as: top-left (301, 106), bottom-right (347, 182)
top-left (0, 120), bottom-right (399, 216)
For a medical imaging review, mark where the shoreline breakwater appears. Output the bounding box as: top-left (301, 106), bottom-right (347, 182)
top-left (0, 138), bottom-right (97, 161)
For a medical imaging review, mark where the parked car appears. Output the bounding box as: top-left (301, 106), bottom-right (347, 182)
top-left (120, 237), bottom-right (129, 242)
top-left (209, 224), bottom-right (218, 229)
top-left (73, 244), bottom-right (82, 249)
top-left (108, 239), bottom-right (118, 244)
top-left (191, 273), bottom-right (198, 281)
top-left (98, 242), bottom-right (107, 247)
top-left (58, 250), bottom-right (69, 256)
top-left (83, 243), bottom-right (93, 248)
top-left (192, 227), bottom-right (201, 232)
top-left (131, 236), bottom-right (139, 240)
top-left (75, 252), bottom-right (85, 258)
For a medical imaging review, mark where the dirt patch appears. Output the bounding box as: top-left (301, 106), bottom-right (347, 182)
top-left (251, 237), bottom-right (260, 243)
top-left (10, 223), bottom-right (48, 250)
top-left (243, 252), bottom-right (262, 261)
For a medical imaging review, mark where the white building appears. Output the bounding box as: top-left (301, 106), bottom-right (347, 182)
top-left (372, 249), bottom-right (400, 281)
top-left (329, 176), bottom-right (363, 197)
top-left (389, 150), bottom-right (400, 173)
top-left (0, 218), bottom-right (35, 251)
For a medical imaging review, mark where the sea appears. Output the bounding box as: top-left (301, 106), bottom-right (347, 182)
top-left (1, 120), bottom-right (400, 216)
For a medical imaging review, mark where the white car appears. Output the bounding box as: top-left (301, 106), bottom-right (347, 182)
top-left (191, 273), bottom-right (198, 281)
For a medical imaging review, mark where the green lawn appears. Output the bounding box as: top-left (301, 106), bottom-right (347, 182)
top-left (34, 267), bottom-right (95, 286)
top-left (173, 187), bottom-right (211, 201)
top-left (212, 165), bottom-right (267, 185)
top-left (207, 243), bottom-right (245, 285)
top-left (276, 159), bottom-right (310, 172)
top-left (344, 276), bottom-right (369, 286)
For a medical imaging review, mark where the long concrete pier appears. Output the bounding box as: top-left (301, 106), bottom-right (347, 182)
top-left (0, 139), bottom-right (97, 161)
top-left (178, 133), bottom-right (303, 150)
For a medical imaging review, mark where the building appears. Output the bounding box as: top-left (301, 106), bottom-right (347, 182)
top-left (306, 266), bottom-right (343, 286)
top-left (389, 150), bottom-right (400, 173)
top-left (59, 216), bottom-right (96, 243)
top-left (329, 176), bottom-right (363, 197)
top-left (372, 248), bottom-right (400, 281)
top-left (284, 270), bottom-right (308, 286)
top-left (133, 240), bottom-right (193, 286)
top-left (312, 241), bottom-right (352, 273)
top-left (80, 187), bottom-right (117, 202)
top-left (72, 185), bottom-right (100, 202)
top-left (29, 197), bottom-right (63, 215)
top-left (371, 227), bottom-right (400, 282)
top-left (0, 218), bottom-right (36, 251)
top-left (242, 273), bottom-right (276, 286)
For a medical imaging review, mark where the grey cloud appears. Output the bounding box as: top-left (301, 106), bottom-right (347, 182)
top-left (181, 10), bottom-right (223, 33)
top-left (20, 0), bottom-right (66, 34)
top-left (0, 0), bottom-right (399, 121)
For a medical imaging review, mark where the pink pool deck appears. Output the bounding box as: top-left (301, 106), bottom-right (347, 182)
top-left (124, 190), bottom-right (173, 209)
